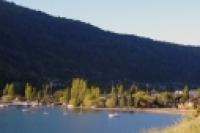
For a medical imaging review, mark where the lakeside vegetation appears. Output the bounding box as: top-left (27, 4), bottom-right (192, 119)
top-left (147, 109), bottom-right (200, 133)
top-left (1, 78), bottom-right (199, 110)
top-left (149, 118), bottom-right (200, 133)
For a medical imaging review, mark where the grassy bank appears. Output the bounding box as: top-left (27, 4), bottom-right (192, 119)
top-left (147, 113), bottom-right (200, 133)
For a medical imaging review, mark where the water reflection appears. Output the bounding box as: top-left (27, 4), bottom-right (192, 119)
top-left (0, 106), bottom-right (182, 133)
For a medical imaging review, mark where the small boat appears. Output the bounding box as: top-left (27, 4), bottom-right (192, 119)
top-left (0, 104), bottom-right (6, 108)
top-left (31, 102), bottom-right (39, 107)
top-left (43, 112), bottom-right (49, 115)
top-left (108, 113), bottom-right (120, 118)
top-left (63, 112), bottom-right (68, 116)
top-left (21, 109), bottom-right (29, 112)
top-left (12, 101), bottom-right (29, 106)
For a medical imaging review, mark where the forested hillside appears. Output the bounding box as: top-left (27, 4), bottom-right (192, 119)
top-left (0, 0), bottom-right (200, 89)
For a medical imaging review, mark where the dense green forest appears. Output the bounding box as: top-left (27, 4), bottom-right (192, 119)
top-left (1, 1), bottom-right (200, 90)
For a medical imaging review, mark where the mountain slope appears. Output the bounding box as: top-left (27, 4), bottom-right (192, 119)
top-left (0, 1), bottom-right (200, 88)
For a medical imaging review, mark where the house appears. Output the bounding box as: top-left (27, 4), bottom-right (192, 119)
top-left (174, 90), bottom-right (183, 95)
top-left (189, 90), bottom-right (199, 98)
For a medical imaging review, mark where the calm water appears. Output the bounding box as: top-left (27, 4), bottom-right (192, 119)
top-left (0, 107), bottom-right (182, 133)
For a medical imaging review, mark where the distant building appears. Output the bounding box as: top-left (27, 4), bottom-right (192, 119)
top-left (189, 90), bottom-right (199, 98)
top-left (174, 90), bottom-right (183, 95)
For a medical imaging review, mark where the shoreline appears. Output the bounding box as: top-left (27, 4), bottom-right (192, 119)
top-left (0, 101), bottom-right (194, 115)
top-left (67, 106), bottom-right (194, 116)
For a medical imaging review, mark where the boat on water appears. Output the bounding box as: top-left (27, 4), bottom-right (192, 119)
top-left (0, 104), bottom-right (8, 108)
top-left (31, 102), bottom-right (40, 107)
top-left (108, 113), bottom-right (120, 118)
top-left (63, 112), bottom-right (68, 116)
top-left (21, 108), bottom-right (29, 112)
top-left (12, 101), bottom-right (29, 106)
top-left (43, 111), bottom-right (49, 115)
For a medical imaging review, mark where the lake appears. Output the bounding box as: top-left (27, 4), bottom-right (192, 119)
top-left (0, 106), bottom-right (182, 133)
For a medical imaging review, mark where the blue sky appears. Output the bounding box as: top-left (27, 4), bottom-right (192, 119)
top-left (7, 0), bottom-right (200, 45)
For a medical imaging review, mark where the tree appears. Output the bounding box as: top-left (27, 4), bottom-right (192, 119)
top-left (83, 86), bottom-right (100, 107)
top-left (69, 98), bottom-right (78, 106)
top-left (7, 84), bottom-right (15, 98)
top-left (126, 89), bottom-right (134, 107)
top-left (90, 86), bottom-right (100, 99)
top-left (43, 84), bottom-right (49, 99)
top-left (119, 94), bottom-right (126, 107)
top-left (54, 90), bottom-right (64, 102)
top-left (69, 78), bottom-right (88, 106)
top-left (181, 85), bottom-right (189, 102)
top-left (63, 88), bottom-right (70, 103)
top-left (3, 83), bottom-right (15, 99)
top-left (37, 90), bottom-right (42, 100)
top-left (69, 79), bottom-right (80, 106)
top-left (158, 92), bottom-right (173, 107)
top-left (105, 98), bottom-right (116, 108)
top-left (83, 94), bottom-right (95, 107)
top-left (3, 84), bottom-right (8, 96)
top-left (197, 88), bottom-right (200, 97)
top-left (2, 83), bottom-right (15, 102)
top-left (25, 83), bottom-right (34, 101)
top-left (117, 84), bottom-right (124, 97)
top-left (133, 91), bottom-right (154, 108)
top-left (78, 79), bottom-right (88, 105)
top-left (105, 86), bottom-right (118, 108)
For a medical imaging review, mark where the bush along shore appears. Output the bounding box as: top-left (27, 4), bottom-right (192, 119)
top-left (146, 108), bottom-right (200, 133)
top-left (0, 78), bottom-right (199, 114)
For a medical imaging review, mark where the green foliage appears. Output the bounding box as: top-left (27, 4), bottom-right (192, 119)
top-left (0, 78), bottom-right (194, 110)
top-left (96, 98), bottom-right (106, 108)
top-left (83, 95), bottom-right (95, 107)
top-left (52, 88), bottom-right (70, 103)
top-left (157, 92), bottom-right (173, 106)
top-left (91, 86), bottom-right (100, 98)
top-left (119, 95), bottom-right (126, 107)
top-left (3, 83), bottom-right (15, 99)
top-left (192, 107), bottom-right (200, 118)
top-left (63, 88), bottom-right (70, 103)
top-left (53, 90), bottom-right (64, 102)
top-left (116, 84), bottom-right (127, 107)
top-left (147, 116), bottom-right (200, 133)
top-left (126, 91), bottom-right (134, 107)
top-left (69, 98), bottom-right (78, 106)
top-left (43, 86), bottom-right (49, 99)
top-left (133, 91), bottom-right (154, 108)
top-left (83, 86), bottom-right (100, 107)
top-left (117, 84), bottom-right (124, 97)
top-left (69, 78), bottom-right (88, 106)
top-left (37, 90), bottom-right (42, 100)
top-left (25, 83), bottom-right (34, 101)
top-left (181, 85), bottom-right (189, 102)
top-left (105, 98), bottom-right (116, 108)
top-left (197, 88), bottom-right (200, 97)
